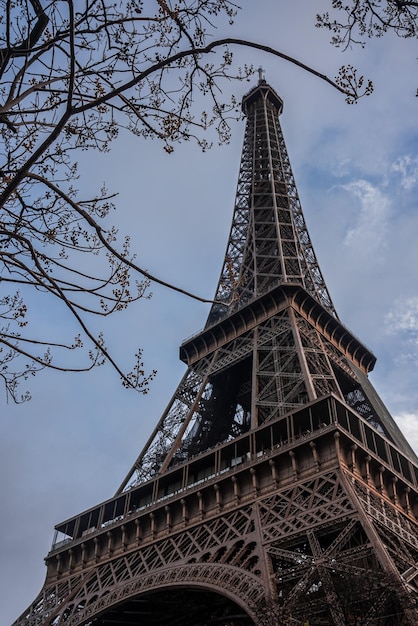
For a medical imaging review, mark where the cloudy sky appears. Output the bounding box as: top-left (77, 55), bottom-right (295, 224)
top-left (1, 2), bottom-right (418, 623)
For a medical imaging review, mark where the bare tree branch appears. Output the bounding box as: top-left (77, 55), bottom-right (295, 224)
top-left (0, 0), bottom-right (374, 402)
top-left (316, 0), bottom-right (417, 50)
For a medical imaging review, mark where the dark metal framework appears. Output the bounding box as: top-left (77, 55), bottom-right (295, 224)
top-left (12, 78), bottom-right (418, 626)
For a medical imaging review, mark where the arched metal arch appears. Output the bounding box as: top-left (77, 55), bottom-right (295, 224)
top-left (60, 563), bottom-right (275, 626)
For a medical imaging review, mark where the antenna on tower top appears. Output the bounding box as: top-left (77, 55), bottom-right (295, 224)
top-left (258, 66), bottom-right (266, 84)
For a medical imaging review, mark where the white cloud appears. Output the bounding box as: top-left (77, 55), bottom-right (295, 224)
top-left (330, 156), bottom-right (352, 178)
top-left (384, 298), bottom-right (418, 370)
top-left (385, 297), bottom-right (418, 335)
top-left (342, 180), bottom-right (389, 253)
top-left (395, 413), bottom-right (418, 454)
top-left (390, 155), bottom-right (418, 191)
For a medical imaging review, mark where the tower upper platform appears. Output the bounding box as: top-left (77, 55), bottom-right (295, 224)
top-left (242, 76), bottom-right (283, 117)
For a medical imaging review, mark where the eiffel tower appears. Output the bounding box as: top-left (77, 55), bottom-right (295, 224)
top-left (13, 76), bottom-right (418, 626)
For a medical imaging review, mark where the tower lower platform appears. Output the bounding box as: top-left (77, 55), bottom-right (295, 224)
top-left (14, 396), bottom-right (418, 625)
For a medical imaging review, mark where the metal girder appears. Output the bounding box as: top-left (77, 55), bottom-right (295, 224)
top-left (13, 78), bottom-right (418, 626)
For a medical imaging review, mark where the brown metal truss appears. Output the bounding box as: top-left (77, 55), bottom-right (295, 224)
top-left (12, 79), bottom-right (418, 625)
top-left (14, 402), bottom-right (418, 625)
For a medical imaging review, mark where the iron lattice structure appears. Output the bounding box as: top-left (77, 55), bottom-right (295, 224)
top-left (13, 79), bottom-right (418, 626)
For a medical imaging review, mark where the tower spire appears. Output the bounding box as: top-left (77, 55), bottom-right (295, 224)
top-left (206, 78), bottom-right (335, 327)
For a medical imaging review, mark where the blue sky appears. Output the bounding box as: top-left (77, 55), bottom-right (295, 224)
top-left (1, 2), bottom-right (418, 623)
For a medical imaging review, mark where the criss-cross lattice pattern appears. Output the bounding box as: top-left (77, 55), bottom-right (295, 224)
top-left (206, 82), bottom-right (335, 327)
top-left (15, 506), bottom-right (262, 626)
top-left (12, 79), bottom-right (418, 626)
top-left (118, 79), bottom-right (415, 491)
top-left (259, 473), bottom-right (355, 542)
top-left (16, 464), bottom-right (418, 626)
